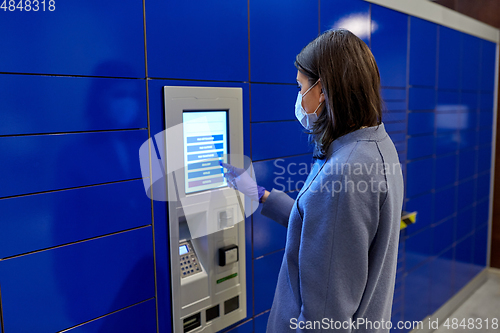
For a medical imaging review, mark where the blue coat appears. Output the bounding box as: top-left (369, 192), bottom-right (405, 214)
top-left (261, 123), bottom-right (404, 332)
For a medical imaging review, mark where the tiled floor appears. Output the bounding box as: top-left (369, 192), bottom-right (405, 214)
top-left (434, 268), bottom-right (500, 333)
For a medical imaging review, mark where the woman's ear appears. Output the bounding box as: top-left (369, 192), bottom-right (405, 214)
top-left (319, 89), bottom-right (325, 104)
top-left (317, 80), bottom-right (325, 104)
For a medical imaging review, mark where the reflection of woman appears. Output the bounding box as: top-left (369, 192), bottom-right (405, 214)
top-left (226, 29), bottom-right (404, 332)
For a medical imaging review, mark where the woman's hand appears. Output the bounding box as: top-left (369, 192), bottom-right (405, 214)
top-left (221, 162), bottom-right (266, 203)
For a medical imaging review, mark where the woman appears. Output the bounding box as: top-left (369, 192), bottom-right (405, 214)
top-left (225, 29), bottom-right (404, 332)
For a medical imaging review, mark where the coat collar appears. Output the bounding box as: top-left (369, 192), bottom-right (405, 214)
top-left (325, 122), bottom-right (388, 159)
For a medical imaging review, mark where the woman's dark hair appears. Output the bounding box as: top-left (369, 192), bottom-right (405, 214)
top-left (295, 29), bottom-right (383, 159)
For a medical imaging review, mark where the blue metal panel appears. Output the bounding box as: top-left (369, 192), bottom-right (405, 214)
top-left (435, 113), bottom-right (458, 133)
top-left (405, 193), bottom-right (434, 236)
top-left (435, 154), bottom-right (457, 189)
top-left (391, 310), bottom-right (402, 328)
top-left (434, 187), bottom-right (455, 223)
top-left (481, 40), bottom-right (496, 92)
top-left (0, 1), bottom-right (144, 77)
top-left (476, 172), bottom-right (491, 201)
top-left (464, 112), bottom-right (478, 130)
top-left (479, 111), bottom-right (493, 128)
top-left (473, 225), bottom-right (488, 266)
top-left (320, 0), bottom-right (370, 45)
top-left (0, 130), bottom-right (148, 198)
top-left (254, 311), bottom-right (270, 332)
top-left (384, 111), bottom-right (406, 122)
top-left (392, 298), bottom-right (402, 316)
top-left (457, 179), bottom-right (475, 210)
top-left (432, 218), bottom-right (454, 256)
top-left (475, 199), bottom-right (489, 228)
top-left (435, 132), bottom-right (458, 156)
top-left (252, 121), bottom-right (312, 161)
top-left (0, 227), bottom-right (155, 332)
top-left (409, 17), bottom-right (437, 87)
top-left (395, 141), bottom-right (406, 153)
top-left (477, 145), bottom-right (492, 173)
top-left (251, 84), bottom-right (297, 122)
top-left (385, 122), bottom-right (407, 133)
top-left (404, 261), bottom-right (430, 324)
top-left (461, 91), bottom-right (479, 112)
top-left (461, 33), bottom-right (481, 91)
top-left (250, 0), bottom-right (318, 83)
top-left (371, 5), bottom-right (408, 88)
top-left (479, 92), bottom-right (494, 110)
top-left (409, 87), bottom-right (435, 111)
top-left (224, 320), bottom-right (254, 333)
top-left (437, 91), bottom-right (460, 109)
top-left (478, 129), bottom-right (493, 145)
top-left (407, 135), bottom-right (434, 160)
top-left (381, 88), bottom-right (406, 101)
top-left (438, 26), bottom-right (461, 90)
top-left (456, 206), bottom-right (474, 241)
top-left (405, 227), bottom-right (432, 271)
top-left (408, 112), bottom-right (434, 135)
top-left (389, 133), bottom-right (406, 143)
top-left (0, 180), bottom-right (151, 258)
top-left (454, 235), bottom-right (474, 293)
top-left (146, 0), bottom-right (248, 81)
top-left (458, 130), bottom-right (476, 150)
top-left (398, 152), bottom-right (407, 164)
top-left (406, 158), bottom-right (433, 198)
top-left (67, 299), bottom-right (156, 333)
top-left (253, 205), bottom-right (287, 258)
top-left (388, 132), bottom-right (405, 143)
top-left (254, 250), bottom-right (284, 314)
top-left (458, 149), bottom-right (476, 180)
top-left (253, 154), bottom-right (311, 193)
top-left (429, 249), bottom-right (453, 313)
top-left (385, 101), bottom-right (407, 111)
top-left (0, 75), bottom-right (147, 136)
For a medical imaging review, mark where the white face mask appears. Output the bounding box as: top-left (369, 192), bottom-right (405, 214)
top-left (295, 79), bottom-right (323, 130)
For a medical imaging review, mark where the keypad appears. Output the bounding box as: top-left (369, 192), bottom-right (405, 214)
top-left (180, 241), bottom-right (201, 278)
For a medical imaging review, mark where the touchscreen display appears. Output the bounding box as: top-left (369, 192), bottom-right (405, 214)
top-left (183, 111), bottom-right (228, 194)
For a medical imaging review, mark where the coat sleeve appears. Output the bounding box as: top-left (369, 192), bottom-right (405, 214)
top-left (260, 188), bottom-right (295, 228)
top-left (296, 162), bottom-right (382, 332)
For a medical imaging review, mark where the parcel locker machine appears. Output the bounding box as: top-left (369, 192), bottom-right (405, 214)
top-left (163, 86), bottom-right (247, 333)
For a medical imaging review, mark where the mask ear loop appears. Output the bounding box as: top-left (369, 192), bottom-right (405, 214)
top-left (312, 101), bottom-right (324, 115)
top-left (303, 78), bottom-right (320, 97)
